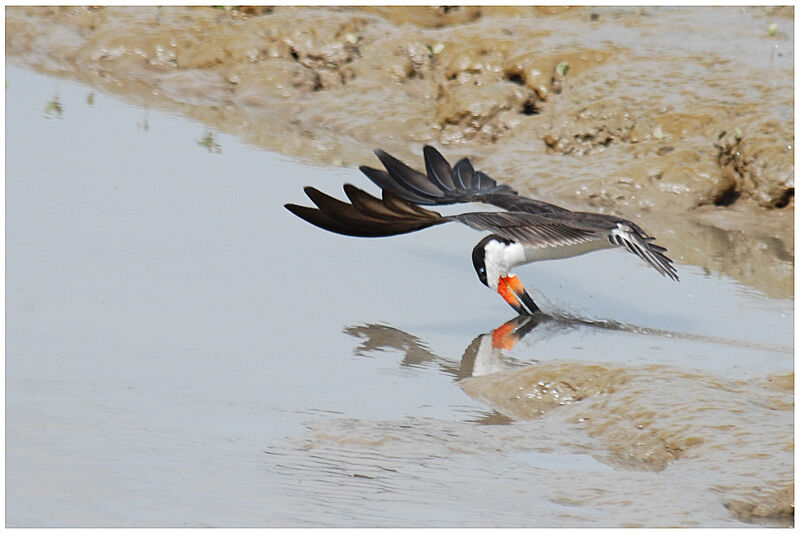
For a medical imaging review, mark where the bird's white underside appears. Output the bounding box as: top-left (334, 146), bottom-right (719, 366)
top-left (483, 236), bottom-right (613, 290)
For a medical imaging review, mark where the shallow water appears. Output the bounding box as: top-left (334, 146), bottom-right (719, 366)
top-left (5, 66), bottom-right (793, 526)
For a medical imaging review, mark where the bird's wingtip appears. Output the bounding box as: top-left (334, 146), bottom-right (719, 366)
top-left (284, 203), bottom-right (305, 216)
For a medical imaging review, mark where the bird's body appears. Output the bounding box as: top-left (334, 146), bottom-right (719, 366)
top-left (509, 235), bottom-right (611, 263)
top-left (285, 146), bottom-right (678, 315)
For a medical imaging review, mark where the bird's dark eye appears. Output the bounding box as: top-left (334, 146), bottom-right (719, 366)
top-left (479, 267), bottom-right (485, 274)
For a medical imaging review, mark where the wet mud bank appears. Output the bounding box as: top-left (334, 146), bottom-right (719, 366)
top-left (5, 6), bottom-right (794, 297)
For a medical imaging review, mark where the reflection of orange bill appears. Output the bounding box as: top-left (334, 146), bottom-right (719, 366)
top-left (491, 320), bottom-right (518, 350)
top-left (498, 275), bottom-right (539, 316)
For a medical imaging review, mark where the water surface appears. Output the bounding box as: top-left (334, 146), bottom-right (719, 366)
top-left (5, 66), bottom-right (793, 527)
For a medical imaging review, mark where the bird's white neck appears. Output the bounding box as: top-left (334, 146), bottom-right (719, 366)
top-left (484, 240), bottom-right (527, 290)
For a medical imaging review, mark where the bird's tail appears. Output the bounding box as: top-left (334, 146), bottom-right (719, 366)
top-left (284, 184), bottom-right (448, 238)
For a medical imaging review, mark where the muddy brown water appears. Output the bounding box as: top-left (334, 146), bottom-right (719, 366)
top-left (5, 6), bottom-right (794, 528)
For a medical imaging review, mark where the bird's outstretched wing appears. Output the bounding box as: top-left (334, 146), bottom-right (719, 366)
top-left (360, 145), bottom-right (568, 214)
top-left (285, 147), bottom-right (679, 282)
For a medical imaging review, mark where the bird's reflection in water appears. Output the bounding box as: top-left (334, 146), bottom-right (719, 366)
top-left (344, 313), bottom-right (655, 379)
top-left (344, 315), bottom-right (586, 425)
top-left (343, 313), bottom-right (789, 427)
top-left (345, 312), bottom-right (788, 379)
top-left (344, 315), bottom-right (548, 381)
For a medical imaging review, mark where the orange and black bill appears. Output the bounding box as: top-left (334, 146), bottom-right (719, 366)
top-left (497, 275), bottom-right (540, 316)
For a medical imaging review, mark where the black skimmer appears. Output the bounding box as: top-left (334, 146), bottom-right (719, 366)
top-left (285, 146), bottom-right (679, 315)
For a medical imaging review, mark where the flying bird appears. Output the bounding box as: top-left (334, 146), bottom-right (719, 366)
top-left (285, 146), bottom-right (678, 315)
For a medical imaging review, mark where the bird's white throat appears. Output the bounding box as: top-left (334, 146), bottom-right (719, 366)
top-left (483, 240), bottom-right (527, 290)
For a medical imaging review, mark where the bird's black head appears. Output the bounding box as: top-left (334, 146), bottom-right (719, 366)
top-left (472, 234), bottom-right (512, 287)
top-left (472, 242), bottom-right (488, 286)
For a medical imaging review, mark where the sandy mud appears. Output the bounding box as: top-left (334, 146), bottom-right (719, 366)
top-left (4, 6), bottom-right (794, 297)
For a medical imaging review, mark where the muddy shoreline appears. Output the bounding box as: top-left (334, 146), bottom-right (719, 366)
top-left (5, 6), bottom-right (794, 297)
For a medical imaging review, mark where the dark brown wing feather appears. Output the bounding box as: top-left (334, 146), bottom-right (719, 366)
top-left (423, 145), bottom-right (456, 191)
top-left (358, 165), bottom-right (434, 205)
top-left (284, 186), bottom-right (448, 238)
top-left (362, 145), bottom-right (566, 214)
top-left (373, 150), bottom-right (444, 198)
